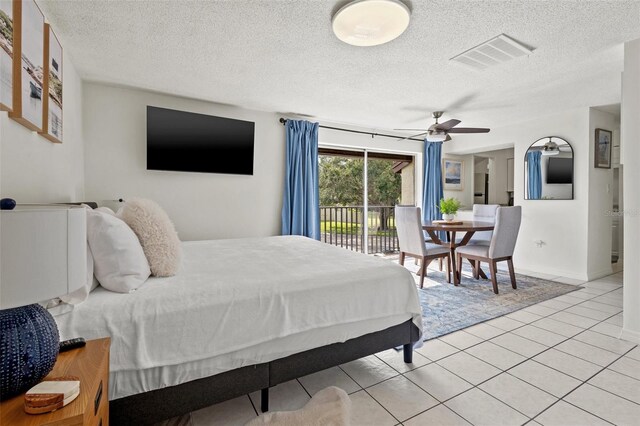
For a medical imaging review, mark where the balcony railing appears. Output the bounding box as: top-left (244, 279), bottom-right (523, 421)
top-left (320, 206), bottom-right (399, 254)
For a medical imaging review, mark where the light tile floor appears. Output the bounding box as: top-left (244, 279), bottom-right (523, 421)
top-left (166, 271), bottom-right (638, 426)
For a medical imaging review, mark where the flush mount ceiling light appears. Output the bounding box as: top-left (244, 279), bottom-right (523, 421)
top-left (332, 0), bottom-right (410, 47)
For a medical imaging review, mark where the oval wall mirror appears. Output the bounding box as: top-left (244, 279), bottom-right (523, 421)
top-left (524, 136), bottom-right (573, 200)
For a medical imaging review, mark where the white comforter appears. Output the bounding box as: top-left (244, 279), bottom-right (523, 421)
top-left (55, 236), bottom-right (422, 374)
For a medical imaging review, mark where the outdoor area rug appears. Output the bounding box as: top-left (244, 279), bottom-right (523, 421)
top-left (385, 255), bottom-right (582, 341)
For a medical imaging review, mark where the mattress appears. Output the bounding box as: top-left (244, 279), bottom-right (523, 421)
top-left (54, 236), bottom-right (422, 399)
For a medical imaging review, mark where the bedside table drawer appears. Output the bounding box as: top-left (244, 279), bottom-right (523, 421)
top-left (85, 346), bottom-right (110, 426)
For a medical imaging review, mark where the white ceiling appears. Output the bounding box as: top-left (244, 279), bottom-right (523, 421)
top-left (39, 0), bottom-right (640, 132)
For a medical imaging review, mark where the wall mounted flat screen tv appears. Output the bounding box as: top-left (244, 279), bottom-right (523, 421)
top-left (147, 106), bottom-right (255, 175)
top-left (546, 157), bottom-right (573, 184)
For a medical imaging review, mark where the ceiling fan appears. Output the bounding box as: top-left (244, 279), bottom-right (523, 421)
top-left (529, 138), bottom-right (572, 156)
top-left (395, 111), bottom-right (490, 142)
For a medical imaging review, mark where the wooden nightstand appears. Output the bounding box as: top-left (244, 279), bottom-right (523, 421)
top-left (1, 337), bottom-right (111, 426)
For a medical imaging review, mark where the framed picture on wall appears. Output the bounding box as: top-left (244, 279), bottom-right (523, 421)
top-left (40, 23), bottom-right (62, 143)
top-left (0, 0), bottom-right (13, 111)
top-left (594, 128), bottom-right (612, 169)
top-left (443, 158), bottom-right (464, 191)
top-left (8, 0), bottom-right (44, 132)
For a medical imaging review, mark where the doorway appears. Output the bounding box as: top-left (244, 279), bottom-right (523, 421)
top-left (318, 148), bottom-right (416, 254)
top-left (612, 165), bottom-right (623, 270)
top-left (470, 148), bottom-right (515, 206)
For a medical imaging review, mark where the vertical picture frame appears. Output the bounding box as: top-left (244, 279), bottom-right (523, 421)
top-left (594, 128), bottom-right (612, 169)
top-left (443, 158), bottom-right (464, 191)
top-left (8, 0), bottom-right (44, 132)
top-left (0, 0), bottom-right (13, 111)
top-left (41, 23), bottom-right (62, 143)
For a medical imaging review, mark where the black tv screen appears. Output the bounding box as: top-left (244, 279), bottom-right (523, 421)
top-left (546, 157), bottom-right (572, 184)
top-left (147, 106), bottom-right (255, 175)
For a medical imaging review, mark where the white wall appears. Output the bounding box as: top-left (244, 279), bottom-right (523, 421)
top-left (587, 108), bottom-right (616, 279)
top-left (82, 83), bottom-right (285, 241)
top-left (622, 39), bottom-right (640, 344)
top-left (1, 51), bottom-right (84, 202)
top-left (444, 108), bottom-right (591, 280)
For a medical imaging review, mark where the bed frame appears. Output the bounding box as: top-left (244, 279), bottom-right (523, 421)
top-left (110, 319), bottom-right (420, 425)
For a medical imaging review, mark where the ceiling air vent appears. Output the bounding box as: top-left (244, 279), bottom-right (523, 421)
top-left (450, 34), bottom-right (534, 71)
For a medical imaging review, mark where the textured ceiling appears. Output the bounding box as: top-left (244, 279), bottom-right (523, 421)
top-left (38, 0), bottom-right (640, 132)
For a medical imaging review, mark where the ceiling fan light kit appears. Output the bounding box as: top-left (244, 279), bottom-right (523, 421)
top-left (332, 0), bottom-right (410, 47)
top-left (426, 132), bottom-right (448, 142)
top-left (541, 138), bottom-right (561, 155)
top-left (396, 111), bottom-right (490, 142)
top-left (541, 148), bottom-right (560, 156)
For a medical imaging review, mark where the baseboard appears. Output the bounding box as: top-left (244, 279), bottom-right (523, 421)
top-left (586, 268), bottom-right (615, 281)
top-left (514, 265), bottom-right (588, 282)
top-left (612, 262), bottom-right (624, 273)
top-left (620, 328), bottom-right (640, 345)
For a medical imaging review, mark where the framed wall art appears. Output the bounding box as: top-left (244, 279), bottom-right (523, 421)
top-left (0, 0), bottom-right (13, 111)
top-left (41, 23), bottom-right (62, 142)
top-left (594, 128), bottom-right (612, 169)
top-left (443, 158), bottom-right (464, 191)
top-left (8, 0), bottom-right (44, 131)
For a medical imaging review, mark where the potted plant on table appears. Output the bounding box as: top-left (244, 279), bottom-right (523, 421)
top-left (439, 197), bottom-right (461, 221)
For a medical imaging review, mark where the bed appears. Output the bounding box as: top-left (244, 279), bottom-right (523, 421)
top-left (54, 235), bottom-right (422, 425)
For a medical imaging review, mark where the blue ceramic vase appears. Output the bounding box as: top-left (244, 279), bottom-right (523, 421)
top-left (0, 304), bottom-right (60, 400)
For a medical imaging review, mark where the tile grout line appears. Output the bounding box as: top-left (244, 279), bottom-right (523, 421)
top-left (246, 394), bottom-right (259, 417)
top-left (529, 345), bottom-right (638, 424)
top-left (336, 365), bottom-right (403, 425)
top-left (296, 378), bottom-right (313, 398)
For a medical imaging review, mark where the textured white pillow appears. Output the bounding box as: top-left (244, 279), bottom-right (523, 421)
top-left (118, 198), bottom-right (182, 277)
top-left (87, 209), bottom-right (151, 292)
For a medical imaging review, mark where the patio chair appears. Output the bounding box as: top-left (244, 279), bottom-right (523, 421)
top-left (455, 206), bottom-right (522, 294)
top-left (395, 206), bottom-right (451, 288)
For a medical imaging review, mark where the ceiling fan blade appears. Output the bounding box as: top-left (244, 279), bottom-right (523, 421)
top-left (397, 131), bottom-right (428, 142)
top-left (394, 128), bottom-right (429, 131)
top-left (445, 134), bottom-right (452, 142)
top-left (434, 119), bottom-right (461, 131)
top-left (447, 127), bottom-right (490, 134)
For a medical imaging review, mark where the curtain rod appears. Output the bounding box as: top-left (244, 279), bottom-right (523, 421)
top-left (278, 118), bottom-right (425, 142)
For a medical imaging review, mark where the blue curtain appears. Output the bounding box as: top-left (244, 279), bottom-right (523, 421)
top-left (422, 140), bottom-right (444, 239)
top-left (527, 151), bottom-right (542, 200)
top-left (281, 120), bottom-right (321, 240)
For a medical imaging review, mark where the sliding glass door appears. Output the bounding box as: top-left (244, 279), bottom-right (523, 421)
top-left (319, 148), bottom-right (415, 255)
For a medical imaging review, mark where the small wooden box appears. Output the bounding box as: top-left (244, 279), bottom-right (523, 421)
top-left (1, 338), bottom-right (111, 426)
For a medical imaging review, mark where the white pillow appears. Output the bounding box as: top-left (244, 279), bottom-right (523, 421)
top-left (59, 242), bottom-right (95, 304)
top-left (87, 209), bottom-right (151, 293)
top-left (95, 206), bottom-right (116, 216)
top-left (118, 198), bottom-right (182, 277)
